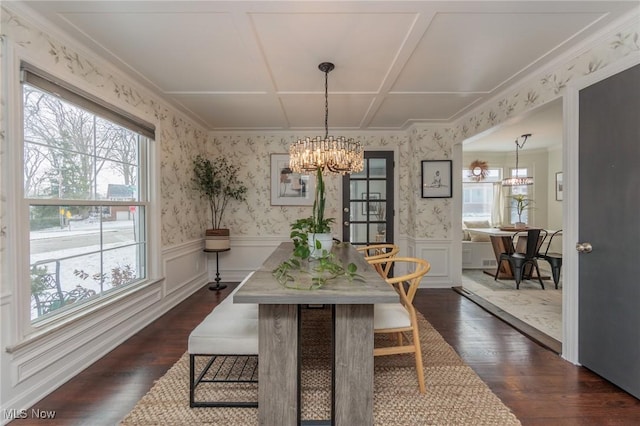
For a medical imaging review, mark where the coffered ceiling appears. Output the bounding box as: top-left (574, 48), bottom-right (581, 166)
top-left (11, 1), bottom-right (639, 134)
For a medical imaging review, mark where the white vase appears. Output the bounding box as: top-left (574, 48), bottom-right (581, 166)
top-left (308, 233), bottom-right (333, 259)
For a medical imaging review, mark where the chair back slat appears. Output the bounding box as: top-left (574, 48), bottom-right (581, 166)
top-left (357, 244), bottom-right (399, 279)
top-left (525, 229), bottom-right (541, 257)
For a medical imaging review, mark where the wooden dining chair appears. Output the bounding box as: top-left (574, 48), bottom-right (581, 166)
top-left (368, 257), bottom-right (431, 394)
top-left (356, 243), bottom-right (400, 279)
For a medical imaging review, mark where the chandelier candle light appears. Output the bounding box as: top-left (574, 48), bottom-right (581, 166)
top-left (289, 62), bottom-right (364, 174)
top-left (502, 133), bottom-right (534, 186)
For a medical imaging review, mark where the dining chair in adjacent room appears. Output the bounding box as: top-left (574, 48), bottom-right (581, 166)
top-left (368, 257), bottom-right (431, 394)
top-left (495, 228), bottom-right (547, 289)
top-left (356, 243), bottom-right (400, 279)
top-left (537, 229), bottom-right (563, 289)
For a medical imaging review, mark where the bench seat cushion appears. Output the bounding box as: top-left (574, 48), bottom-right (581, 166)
top-left (213, 301), bottom-right (258, 319)
top-left (189, 315), bottom-right (258, 355)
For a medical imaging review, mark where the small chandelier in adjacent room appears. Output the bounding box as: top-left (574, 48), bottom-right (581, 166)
top-left (289, 62), bottom-right (364, 174)
top-left (502, 133), bottom-right (534, 186)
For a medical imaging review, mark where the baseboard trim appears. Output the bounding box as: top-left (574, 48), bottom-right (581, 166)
top-left (452, 286), bottom-right (562, 354)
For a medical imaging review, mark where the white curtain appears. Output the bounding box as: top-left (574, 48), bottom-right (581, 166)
top-left (491, 182), bottom-right (504, 226)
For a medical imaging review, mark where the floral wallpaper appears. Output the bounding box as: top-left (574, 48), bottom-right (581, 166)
top-left (207, 133), bottom-right (409, 237)
top-left (0, 6), bottom-right (207, 248)
top-left (205, 127), bottom-right (454, 241)
top-left (454, 20), bottom-right (640, 145)
top-left (408, 126), bottom-right (455, 239)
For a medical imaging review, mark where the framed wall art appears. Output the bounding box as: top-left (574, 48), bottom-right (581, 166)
top-left (270, 154), bottom-right (315, 206)
top-left (421, 160), bottom-right (452, 198)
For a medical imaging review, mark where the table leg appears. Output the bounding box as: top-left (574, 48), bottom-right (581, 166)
top-left (333, 304), bottom-right (374, 426)
top-left (258, 304), bottom-right (299, 426)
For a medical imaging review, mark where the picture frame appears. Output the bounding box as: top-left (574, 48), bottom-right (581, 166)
top-left (361, 192), bottom-right (381, 215)
top-left (270, 154), bottom-right (315, 206)
top-left (555, 172), bottom-right (563, 201)
top-left (421, 160), bottom-right (452, 198)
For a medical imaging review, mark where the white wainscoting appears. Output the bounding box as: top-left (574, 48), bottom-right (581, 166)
top-left (164, 240), bottom-right (208, 296)
top-left (408, 238), bottom-right (456, 288)
top-left (213, 236), bottom-right (457, 289)
top-left (208, 236), bottom-right (289, 282)
top-left (2, 239), bottom-right (206, 420)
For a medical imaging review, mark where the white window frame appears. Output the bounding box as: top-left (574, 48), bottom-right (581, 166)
top-left (6, 59), bottom-right (161, 343)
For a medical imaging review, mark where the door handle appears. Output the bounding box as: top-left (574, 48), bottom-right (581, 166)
top-left (575, 242), bottom-right (593, 253)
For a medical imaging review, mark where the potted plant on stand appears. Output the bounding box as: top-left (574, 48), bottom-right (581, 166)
top-left (192, 154), bottom-right (247, 250)
top-left (512, 194), bottom-right (533, 228)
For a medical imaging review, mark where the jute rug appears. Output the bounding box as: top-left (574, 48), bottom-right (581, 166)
top-left (121, 307), bottom-right (520, 425)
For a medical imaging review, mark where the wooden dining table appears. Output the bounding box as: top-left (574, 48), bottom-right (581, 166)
top-left (467, 227), bottom-right (551, 279)
top-left (234, 242), bottom-right (397, 426)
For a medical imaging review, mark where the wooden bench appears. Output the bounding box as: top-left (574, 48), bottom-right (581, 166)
top-left (188, 272), bottom-right (259, 407)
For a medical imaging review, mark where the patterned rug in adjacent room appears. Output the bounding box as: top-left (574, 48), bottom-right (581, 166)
top-left (121, 307), bottom-right (520, 425)
top-left (461, 269), bottom-right (562, 342)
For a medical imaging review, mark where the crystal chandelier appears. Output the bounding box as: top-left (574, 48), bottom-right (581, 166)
top-left (502, 133), bottom-right (534, 186)
top-left (289, 62), bottom-right (364, 174)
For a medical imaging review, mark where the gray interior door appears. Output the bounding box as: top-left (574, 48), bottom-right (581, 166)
top-left (342, 151), bottom-right (394, 246)
top-left (578, 64), bottom-right (640, 398)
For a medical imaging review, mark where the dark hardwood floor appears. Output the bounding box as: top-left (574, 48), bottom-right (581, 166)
top-left (13, 285), bottom-right (639, 425)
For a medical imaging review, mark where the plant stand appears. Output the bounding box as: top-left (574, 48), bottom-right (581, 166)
top-left (204, 248), bottom-right (230, 291)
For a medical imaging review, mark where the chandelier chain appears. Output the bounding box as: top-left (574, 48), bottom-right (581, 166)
top-left (324, 67), bottom-right (329, 140)
top-left (502, 133), bottom-right (533, 186)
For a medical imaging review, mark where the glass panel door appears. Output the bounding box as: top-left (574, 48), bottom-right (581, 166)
top-left (342, 151), bottom-right (394, 246)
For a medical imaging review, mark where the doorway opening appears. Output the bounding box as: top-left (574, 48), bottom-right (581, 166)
top-left (458, 99), bottom-right (564, 351)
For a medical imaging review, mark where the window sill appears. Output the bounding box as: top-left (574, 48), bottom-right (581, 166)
top-left (5, 277), bottom-right (164, 354)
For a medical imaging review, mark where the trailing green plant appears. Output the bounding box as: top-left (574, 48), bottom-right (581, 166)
top-left (272, 242), bottom-right (362, 290)
top-left (192, 155), bottom-right (248, 229)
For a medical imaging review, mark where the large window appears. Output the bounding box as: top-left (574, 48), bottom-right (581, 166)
top-left (22, 66), bottom-right (154, 323)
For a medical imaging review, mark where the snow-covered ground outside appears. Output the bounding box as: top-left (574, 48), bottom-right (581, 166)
top-left (30, 218), bottom-right (142, 320)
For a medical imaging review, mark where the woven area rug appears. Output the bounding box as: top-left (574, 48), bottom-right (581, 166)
top-left (121, 307), bottom-right (520, 425)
